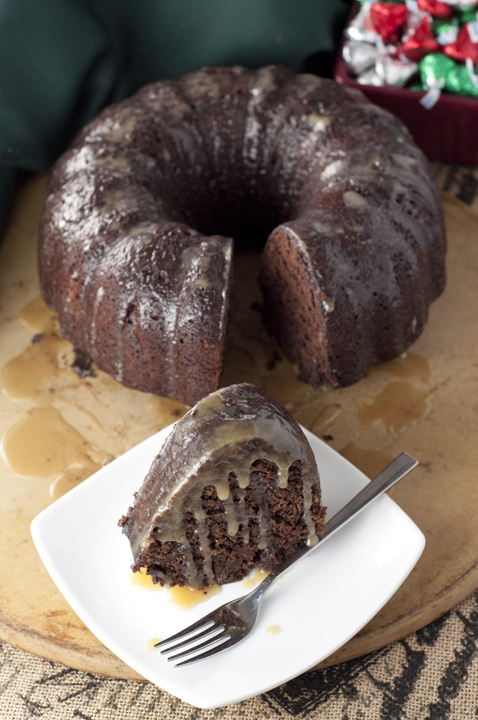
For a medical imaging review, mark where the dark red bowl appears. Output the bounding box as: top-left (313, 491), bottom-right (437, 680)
top-left (333, 2), bottom-right (478, 165)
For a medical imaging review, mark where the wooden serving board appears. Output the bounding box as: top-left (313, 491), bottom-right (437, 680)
top-left (1, 176), bottom-right (478, 681)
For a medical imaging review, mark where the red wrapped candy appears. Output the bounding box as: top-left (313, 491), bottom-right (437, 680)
top-left (370, 2), bottom-right (408, 43)
top-left (397, 16), bottom-right (440, 62)
top-left (417, 0), bottom-right (452, 20)
top-left (444, 22), bottom-right (478, 64)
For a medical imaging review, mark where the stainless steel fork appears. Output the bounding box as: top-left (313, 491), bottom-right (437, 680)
top-left (155, 452), bottom-right (418, 666)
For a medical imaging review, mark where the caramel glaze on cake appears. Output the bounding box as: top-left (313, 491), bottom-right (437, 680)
top-left (38, 65), bottom-right (446, 404)
top-left (119, 383), bottom-right (326, 588)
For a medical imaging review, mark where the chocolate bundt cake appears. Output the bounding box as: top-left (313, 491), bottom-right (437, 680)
top-left (119, 383), bottom-right (326, 588)
top-left (39, 65), bottom-right (446, 404)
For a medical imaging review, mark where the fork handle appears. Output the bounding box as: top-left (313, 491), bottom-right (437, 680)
top-left (245, 452), bottom-right (418, 606)
top-left (320, 451), bottom-right (418, 541)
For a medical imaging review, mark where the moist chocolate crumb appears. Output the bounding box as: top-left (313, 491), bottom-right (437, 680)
top-left (121, 384), bottom-right (326, 588)
top-left (72, 348), bottom-right (95, 378)
top-left (130, 454), bottom-right (326, 588)
top-left (323, 434), bottom-right (334, 441)
top-left (32, 333), bottom-right (43, 344)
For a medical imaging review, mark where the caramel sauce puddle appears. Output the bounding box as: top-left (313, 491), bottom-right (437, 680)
top-left (0, 287), bottom-right (434, 504)
top-left (131, 567), bottom-right (221, 609)
top-left (0, 296), bottom-right (188, 500)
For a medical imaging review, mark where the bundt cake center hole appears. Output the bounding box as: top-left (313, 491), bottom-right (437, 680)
top-left (175, 201), bottom-right (288, 249)
top-left (159, 163), bottom-right (294, 248)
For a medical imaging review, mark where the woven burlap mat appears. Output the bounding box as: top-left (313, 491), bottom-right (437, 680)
top-left (1, 162), bottom-right (478, 719)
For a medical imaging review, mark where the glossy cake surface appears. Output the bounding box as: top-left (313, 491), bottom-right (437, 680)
top-left (119, 383), bottom-right (326, 588)
top-left (39, 65), bottom-right (446, 403)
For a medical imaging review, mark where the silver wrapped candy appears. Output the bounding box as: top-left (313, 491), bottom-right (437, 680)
top-left (356, 67), bottom-right (385, 86)
top-left (376, 55), bottom-right (419, 87)
top-left (343, 39), bottom-right (382, 74)
top-left (343, 0), bottom-right (419, 89)
top-left (345, 2), bottom-right (379, 44)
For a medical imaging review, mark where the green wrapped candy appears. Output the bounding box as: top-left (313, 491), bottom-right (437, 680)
top-left (457, 6), bottom-right (478, 26)
top-left (419, 52), bottom-right (456, 89)
top-left (408, 83), bottom-right (426, 92)
top-left (432, 17), bottom-right (459, 44)
top-left (445, 63), bottom-right (478, 97)
top-left (432, 18), bottom-right (458, 34)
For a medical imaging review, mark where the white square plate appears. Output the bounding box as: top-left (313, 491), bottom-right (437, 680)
top-left (31, 424), bottom-right (425, 709)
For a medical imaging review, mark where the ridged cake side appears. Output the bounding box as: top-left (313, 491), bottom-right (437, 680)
top-left (257, 76), bottom-right (446, 388)
top-left (39, 66), bottom-right (446, 401)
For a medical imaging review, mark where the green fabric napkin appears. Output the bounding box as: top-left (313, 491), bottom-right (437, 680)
top-left (0, 0), bottom-right (350, 231)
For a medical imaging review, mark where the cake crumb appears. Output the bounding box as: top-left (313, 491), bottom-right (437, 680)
top-left (71, 349), bottom-right (95, 378)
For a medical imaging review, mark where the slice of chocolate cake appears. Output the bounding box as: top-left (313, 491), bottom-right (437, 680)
top-left (119, 383), bottom-right (326, 588)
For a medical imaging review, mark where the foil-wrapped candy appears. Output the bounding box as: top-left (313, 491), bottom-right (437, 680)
top-left (369, 2), bottom-right (408, 43)
top-left (343, 0), bottom-right (478, 101)
top-left (433, 18), bottom-right (460, 46)
top-left (345, 2), bottom-right (380, 44)
top-left (343, 39), bottom-right (383, 74)
top-left (417, 0), bottom-right (453, 19)
top-left (376, 54), bottom-right (419, 86)
top-left (398, 16), bottom-right (440, 61)
top-left (356, 67), bottom-right (386, 86)
top-left (444, 21), bottom-right (478, 63)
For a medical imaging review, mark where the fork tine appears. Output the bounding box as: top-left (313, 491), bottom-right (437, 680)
top-left (166, 628), bottom-right (230, 661)
top-left (154, 617), bottom-right (215, 649)
top-left (174, 635), bottom-right (240, 667)
top-left (158, 623), bottom-right (223, 655)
